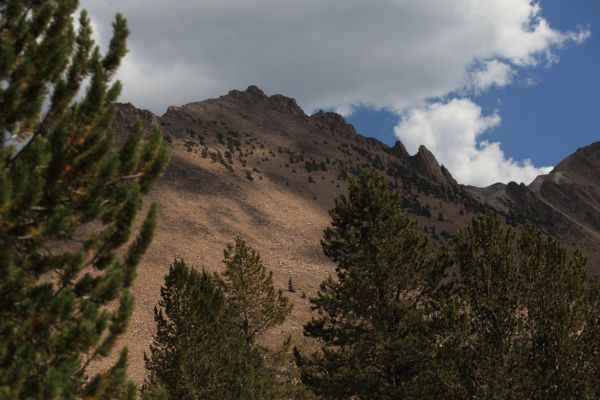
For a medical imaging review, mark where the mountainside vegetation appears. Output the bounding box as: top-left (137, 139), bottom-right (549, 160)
top-left (140, 168), bottom-right (600, 399)
top-left (294, 168), bottom-right (600, 399)
top-left (109, 87), bottom-right (600, 385)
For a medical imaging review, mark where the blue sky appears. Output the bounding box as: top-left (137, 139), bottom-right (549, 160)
top-left (347, 0), bottom-right (599, 168)
top-left (83, 0), bottom-right (596, 186)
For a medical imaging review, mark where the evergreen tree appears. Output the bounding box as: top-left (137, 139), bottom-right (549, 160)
top-left (222, 237), bottom-right (292, 343)
top-left (295, 167), bottom-right (445, 399)
top-left (143, 260), bottom-right (275, 400)
top-left (0, 2), bottom-right (169, 398)
top-left (288, 275), bottom-right (296, 293)
top-left (441, 214), bottom-right (600, 399)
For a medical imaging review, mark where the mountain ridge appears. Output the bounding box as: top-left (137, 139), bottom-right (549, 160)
top-left (103, 85), bottom-right (600, 384)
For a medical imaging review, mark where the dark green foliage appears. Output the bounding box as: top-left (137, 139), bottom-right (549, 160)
top-left (401, 195), bottom-right (431, 217)
top-left (288, 275), bottom-right (296, 293)
top-left (440, 214), bottom-right (600, 399)
top-left (145, 248), bottom-right (309, 400)
top-left (222, 237), bottom-right (292, 343)
top-left (0, 1), bottom-right (168, 398)
top-left (295, 167), bottom-right (445, 399)
top-left (144, 260), bottom-right (274, 400)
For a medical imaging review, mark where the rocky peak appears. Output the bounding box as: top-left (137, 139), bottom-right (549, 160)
top-left (226, 85), bottom-right (304, 116)
top-left (310, 110), bottom-right (357, 136)
top-left (246, 85), bottom-right (268, 99)
top-left (112, 103), bottom-right (159, 146)
top-left (441, 165), bottom-right (458, 186)
top-left (391, 140), bottom-right (409, 159)
top-left (228, 85), bottom-right (268, 101)
top-left (268, 94), bottom-right (305, 116)
top-left (114, 102), bottom-right (157, 124)
top-left (525, 141), bottom-right (600, 236)
top-left (552, 141), bottom-right (600, 183)
top-left (407, 145), bottom-right (455, 185)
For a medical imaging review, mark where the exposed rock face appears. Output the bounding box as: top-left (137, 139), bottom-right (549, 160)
top-left (311, 110), bottom-right (358, 136)
top-left (468, 141), bottom-right (600, 271)
top-left (114, 102), bottom-right (157, 123)
top-left (112, 103), bottom-right (158, 146)
top-left (244, 84), bottom-right (268, 100)
top-left (407, 145), bottom-right (457, 186)
top-left (269, 94), bottom-right (305, 116)
top-left (226, 85), bottom-right (305, 116)
top-left (391, 140), bottom-right (409, 159)
top-left (104, 86), bottom-right (600, 384)
top-left (113, 103), bottom-right (157, 131)
top-left (535, 142), bottom-right (600, 233)
top-left (227, 85), bottom-right (268, 102)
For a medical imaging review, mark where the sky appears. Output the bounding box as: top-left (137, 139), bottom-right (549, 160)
top-left (81, 0), bottom-right (599, 187)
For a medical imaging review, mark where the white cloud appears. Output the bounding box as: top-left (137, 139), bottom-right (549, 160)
top-left (394, 99), bottom-right (552, 186)
top-left (468, 60), bottom-right (515, 93)
top-left (568, 28), bottom-right (591, 45)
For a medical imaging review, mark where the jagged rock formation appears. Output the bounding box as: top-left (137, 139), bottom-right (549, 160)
top-left (103, 86), bottom-right (600, 384)
top-left (407, 145), bottom-right (457, 186)
top-left (534, 142), bottom-right (600, 234)
top-left (469, 142), bottom-right (600, 270)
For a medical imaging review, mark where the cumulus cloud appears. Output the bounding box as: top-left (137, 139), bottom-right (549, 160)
top-left (394, 99), bottom-right (552, 186)
top-left (79, 0), bottom-right (587, 185)
top-left (467, 60), bottom-right (515, 93)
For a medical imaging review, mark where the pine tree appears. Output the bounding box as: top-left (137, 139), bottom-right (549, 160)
top-left (288, 275), bottom-right (296, 293)
top-left (441, 214), bottom-right (600, 398)
top-left (0, 2), bottom-right (169, 398)
top-left (143, 260), bottom-right (275, 400)
top-left (295, 167), bottom-right (445, 399)
top-left (222, 237), bottom-right (292, 343)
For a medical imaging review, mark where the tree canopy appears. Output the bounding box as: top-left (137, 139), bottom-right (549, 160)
top-left (0, 1), bottom-right (169, 398)
top-left (144, 260), bottom-right (274, 400)
top-left (440, 214), bottom-right (600, 399)
top-left (296, 167), bottom-right (446, 399)
top-left (222, 236), bottom-right (292, 343)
